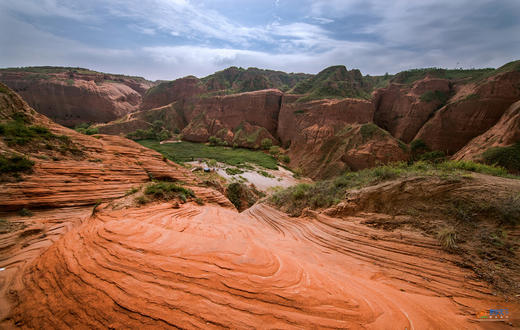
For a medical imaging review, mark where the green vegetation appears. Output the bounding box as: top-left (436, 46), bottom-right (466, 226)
top-left (225, 167), bottom-right (244, 175)
top-left (201, 66), bottom-right (311, 93)
top-left (144, 182), bottom-right (195, 202)
top-left (74, 123), bottom-right (99, 135)
top-left (420, 90), bottom-right (449, 105)
top-left (391, 61), bottom-right (520, 86)
top-left (0, 66), bottom-right (149, 81)
top-left (75, 123), bottom-right (99, 135)
top-left (258, 170), bottom-right (275, 178)
top-left (226, 182), bottom-right (243, 209)
top-left (269, 146), bottom-right (280, 156)
top-left (270, 160), bottom-right (516, 216)
top-left (127, 120), bottom-right (171, 141)
top-left (138, 140), bottom-right (278, 169)
top-left (0, 154), bottom-right (34, 173)
top-left (359, 123), bottom-right (384, 141)
top-left (18, 208), bottom-right (33, 217)
top-left (0, 84), bottom-right (10, 94)
top-left (391, 67), bottom-right (495, 85)
top-left (225, 182), bottom-right (265, 210)
top-left (209, 136), bottom-right (228, 146)
top-left (125, 186), bottom-right (140, 196)
top-left (260, 138), bottom-right (273, 150)
top-left (280, 154), bottom-right (290, 163)
top-left (482, 142), bottom-right (520, 173)
top-left (0, 118), bottom-right (80, 155)
top-left (292, 65), bottom-right (373, 101)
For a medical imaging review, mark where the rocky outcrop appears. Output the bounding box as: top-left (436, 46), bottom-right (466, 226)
top-left (454, 100), bottom-right (520, 160)
top-left (0, 69), bottom-right (154, 126)
top-left (278, 96), bottom-right (374, 147)
top-left (277, 96), bottom-right (403, 178)
top-left (185, 89), bottom-right (283, 137)
top-left (414, 71), bottom-right (520, 154)
top-left (373, 77), bottom-right (451, 143)
top-left (8, 201), bottom-right (516, 328)
top-left (141, 76), bottom-right (204, 110)
top-left (288, 123), bottom-right (409, 178)
top-left (97, 102), bottom-right (185, 136)
top-left (289, 65), bottom-right (373, 101)
top-left (0, 83), bottom-right (228, 211)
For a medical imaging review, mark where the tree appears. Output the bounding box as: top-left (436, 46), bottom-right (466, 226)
top-left (261, 138), bottom-right (273, 150)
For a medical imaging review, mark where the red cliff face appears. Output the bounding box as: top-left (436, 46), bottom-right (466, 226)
top-left (413, 71), bottom-right (520, 154)
top-left (454, 100), bottom-right (520, 160)
top-left (185, 89), bottom-right (283, 137)
top-left (287, 123), bottom-right (409, 179)
top-left (0, 71), bottom-right (153, 127)
top-left (277, 97), bottom-right (407, 178)
top-left (373, 78), bottom-right (451, 143)
top-left (140, 76), bottom-right (205, 110)
top-left (278, 96), bottom-right (374, 147)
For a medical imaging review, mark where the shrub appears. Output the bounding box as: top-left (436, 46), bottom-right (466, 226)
top-left (226, 183), bottom-right (242, 209)
top-left (125, 187), bottom-right (139, 196)
top-left (85, 127), bottom-right (99, 135)
top-left (360, 123), bottom-right (381, 141)
top-left (18, 208), bottom-right (33, 217)
top-left (208, 136), bottom-right (218, 146)
top-left (157, 130), bottom-right (171, 141)
top-left (195, 197), bottom-right (205, 205)
top-left (438, 160), bottom-right (508, 177)
top-left (260, 138), bottom-right (273, 150)
top-left (127, 129), bottom-right (156, 141)
top-left (410, 139), bottom-right (428, 153)
top-left (437, 227), bottom-right (457, 251)
top-left (258, 170), bottom-right (275, 178)
top-left (418, 151), bottom-right (446, 163)
top-left (420, 90), bottom-right (449, 104)
top-left (482, 142), bottom-right (520, 173)
top-left (135, 195), bottom-right (149, 205)
top-left (144, 182), bottom-right (195, 201)
top-left (225, 167), bottom-right (244, 175)
top-left (0, 154), bottom-right (34, 173)
top-left (269, 146), bottom-right (280, 156)
top-left (280, 154), bottom-right (290, 163)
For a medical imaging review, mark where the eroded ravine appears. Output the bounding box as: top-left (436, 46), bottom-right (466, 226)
top-left (8, 202), bottom-right (517, 329)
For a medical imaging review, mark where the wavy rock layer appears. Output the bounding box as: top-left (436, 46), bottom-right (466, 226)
top-left (9, 202), bottom-right (515, 329)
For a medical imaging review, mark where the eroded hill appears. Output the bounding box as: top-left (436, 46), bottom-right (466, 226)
top-left (1, 83), bottom-right (519, 328)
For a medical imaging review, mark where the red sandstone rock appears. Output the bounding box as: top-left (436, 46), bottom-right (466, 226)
top-left (185, 89), bottom-right (283, 137)
top-left (414, 71), bottom-right (520, 154)
top-left (97, 102), bottom-right (185, 136)
top-left (277, 96), bottom-right (374, 147)
top-left (140, 76), bottom-right (205, 110)
top-left (0, 70), bottom-right (154, 126)
top-left (373, 78), bottom-right (451, 143)
top-left (287, 123), bottom-right (409, 178)
top-left (454, 100), bottom-right (520, 160)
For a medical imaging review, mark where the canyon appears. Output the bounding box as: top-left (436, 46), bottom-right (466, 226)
top-left (1, 59), bottom-right (520, 328)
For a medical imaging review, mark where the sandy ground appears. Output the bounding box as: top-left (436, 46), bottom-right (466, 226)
top-left (187, 161), bottom-right (302, 192)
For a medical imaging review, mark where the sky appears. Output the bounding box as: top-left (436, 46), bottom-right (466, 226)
top-left (0, 0), bottom-right (519, 81)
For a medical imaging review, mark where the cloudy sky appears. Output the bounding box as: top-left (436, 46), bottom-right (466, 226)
top-left (0, 0), bottom-right (519, 80)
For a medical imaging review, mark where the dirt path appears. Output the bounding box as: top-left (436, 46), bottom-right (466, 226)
top-left (8, 202), bottom-right (518, 328)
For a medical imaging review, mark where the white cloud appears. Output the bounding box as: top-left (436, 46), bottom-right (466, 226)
top-left (0, 0), bottom-right (519, 81)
